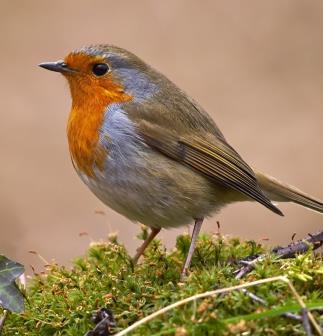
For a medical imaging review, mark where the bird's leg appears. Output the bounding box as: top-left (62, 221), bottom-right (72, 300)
top-left (181, 217), bottom-right (204, 281)
top-left (133, 227), bottom-right (161, 264)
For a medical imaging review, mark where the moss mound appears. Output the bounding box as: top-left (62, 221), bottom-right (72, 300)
top-left (2, 230), bottom-right (322, 335)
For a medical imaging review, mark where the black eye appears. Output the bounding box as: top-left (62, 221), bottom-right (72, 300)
top-left (92, 63), bottom-right (109, 76)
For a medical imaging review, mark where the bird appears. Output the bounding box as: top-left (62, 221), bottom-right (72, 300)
top-left (39, 44), bottom-right (323, 278)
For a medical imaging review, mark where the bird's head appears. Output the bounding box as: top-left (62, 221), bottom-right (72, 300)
top-left (39, 44), bottom-right (158, 106)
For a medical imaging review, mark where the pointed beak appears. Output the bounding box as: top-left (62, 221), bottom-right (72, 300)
top-left (38, 60), bottom-right (76, 74)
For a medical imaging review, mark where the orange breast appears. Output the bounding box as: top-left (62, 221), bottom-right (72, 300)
top-left (66, 74), bottom-right (132, 177)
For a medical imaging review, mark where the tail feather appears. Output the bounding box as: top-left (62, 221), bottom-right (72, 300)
top-left (255, 171), bottom-right (323, 214)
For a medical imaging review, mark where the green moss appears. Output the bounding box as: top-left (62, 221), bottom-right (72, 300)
top-left (2, 232), bottom-right (322, 335)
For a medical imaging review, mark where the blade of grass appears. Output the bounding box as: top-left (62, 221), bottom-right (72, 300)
top-left (225, 300), bottom-right (323, 323)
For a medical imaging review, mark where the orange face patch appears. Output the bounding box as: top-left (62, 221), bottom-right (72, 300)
top-left (63, 52), bottom-right (132, 177)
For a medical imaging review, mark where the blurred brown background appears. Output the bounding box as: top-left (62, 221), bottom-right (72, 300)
top-left (1, 0), bottom-right (322, 272)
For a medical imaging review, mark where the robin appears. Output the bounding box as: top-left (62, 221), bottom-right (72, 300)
top-left (39, 45), bottom-right (323, 278)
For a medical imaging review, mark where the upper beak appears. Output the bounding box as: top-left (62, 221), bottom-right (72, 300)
top-left (38, 60), bottom-right (76, 74)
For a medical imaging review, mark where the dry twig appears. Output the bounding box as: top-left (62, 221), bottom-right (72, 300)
top-left (302, 308), bottom-right (313, 336)
top-left (235, 230), bottom-right (323, 279)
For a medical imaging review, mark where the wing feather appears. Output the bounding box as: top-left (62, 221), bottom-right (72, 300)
top-left (138, 122), bottom-right (283, 216)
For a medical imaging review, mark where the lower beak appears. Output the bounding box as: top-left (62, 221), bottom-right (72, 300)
top-left (38, 60), bottom-right (75, 73)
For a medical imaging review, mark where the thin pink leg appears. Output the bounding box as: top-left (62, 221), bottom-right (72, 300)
top-left (133, 227), bottom-right (161, 264)
top-left (181, 217), bottom-right (204, 280)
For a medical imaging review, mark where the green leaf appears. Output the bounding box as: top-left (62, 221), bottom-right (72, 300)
top-left (0, 255), bottom-right (25, 312)
top-left (225, 300), bottom-right (323, 324)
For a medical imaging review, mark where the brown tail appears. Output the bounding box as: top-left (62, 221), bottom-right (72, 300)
top-left (255, 171), bottom-right (323, 214)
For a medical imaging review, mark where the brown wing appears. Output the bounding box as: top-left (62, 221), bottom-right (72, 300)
top-left (138, 120), bottom-right (283, 216)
